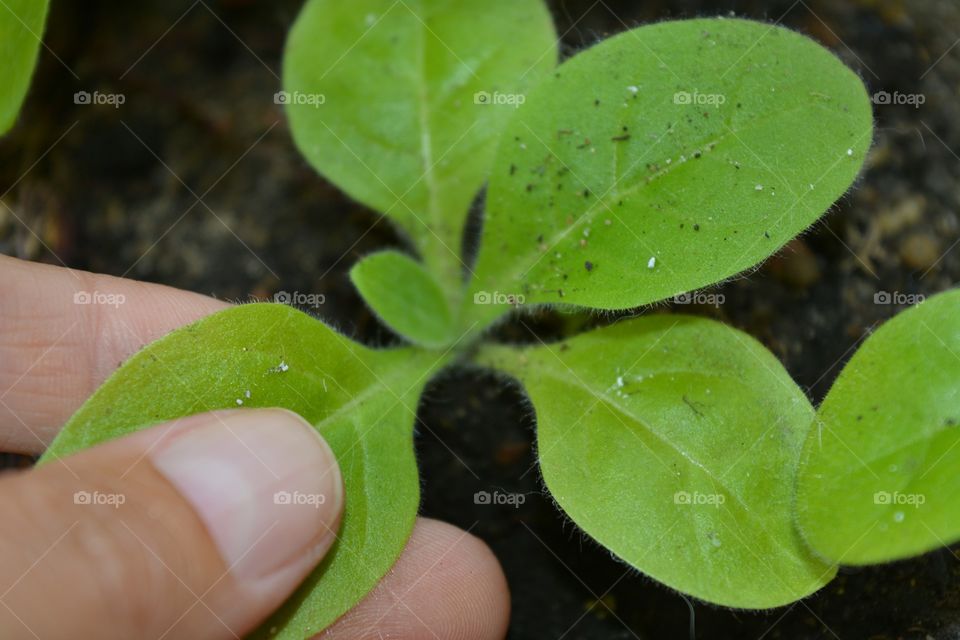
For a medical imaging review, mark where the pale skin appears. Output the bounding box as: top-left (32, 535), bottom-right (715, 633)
top-left (0, 254), bottom-right (510, 639)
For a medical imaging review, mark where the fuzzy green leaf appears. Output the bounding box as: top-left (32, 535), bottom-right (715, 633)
top-left (465, 18), bottom-right (872, 330)
top-left (283, 0), bottom-right (557, 296)
top-left (0, 0), bottom-right (49, 134)
top-left (797, 290), bottom-right (960, 565)
top-left (41, 304), bottom-right (446, 639)
top-left (351, 250), bottom-right (458, 348)
top-left (477, 315), bottom-right (834, 608)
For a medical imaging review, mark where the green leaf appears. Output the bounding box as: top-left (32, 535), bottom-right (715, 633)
top-left (283, 0), bottom-right (558, 297)
top-left (41, 304), bottom-right (447, 639)
top-left (465, 18), bottom-right (872, 330)
top-left (797, 290), bottom-right (960, 565)
top-left (351, 250), bottom-right (458, 349)
top-left (477, 315), bottom-right (834, 608)
top-left (0, 0), bottom-right (49, 134)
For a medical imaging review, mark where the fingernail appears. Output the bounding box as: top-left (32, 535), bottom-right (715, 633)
top-left (150, 408), bottom-right (343, 582)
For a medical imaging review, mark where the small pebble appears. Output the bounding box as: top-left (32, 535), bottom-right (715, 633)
top-left (767, 239), bottom-right (820, 289)
top-left (900, 233), bottom-right (941, 271)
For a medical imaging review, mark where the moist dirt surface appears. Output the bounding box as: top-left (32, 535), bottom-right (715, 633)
top-left (2, 0), bottom-right (960, 638)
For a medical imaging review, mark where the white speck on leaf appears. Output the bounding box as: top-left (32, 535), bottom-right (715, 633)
top-left (235, 398), bottom-right (244, 406)
top-left (846, 148), bottom-right (853, 156)
top-left (755, 184), bottom-right (763, 191)
top-left (647, 256), bottom-right (656, 269)
top-left (627, 85), bottom-right (639, 94)
top-left (244, 390), bottom-right (251, 399)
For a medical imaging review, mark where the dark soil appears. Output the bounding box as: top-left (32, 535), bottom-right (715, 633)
top-left (2, 0), bottom-right (960, 638)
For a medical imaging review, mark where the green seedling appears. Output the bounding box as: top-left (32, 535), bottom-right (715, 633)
top-left (7, 0), bottom-right (956, 637)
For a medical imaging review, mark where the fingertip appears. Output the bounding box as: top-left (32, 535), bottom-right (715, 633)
top-left (409, 519), bottom-right (511, 640)
top-left (0, 256), bottom-right (230, 453)
top-left (322, 518), bottom-right (510, 640)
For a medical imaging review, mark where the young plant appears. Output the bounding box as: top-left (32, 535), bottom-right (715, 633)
top-left (20, 0), bottom-right (956, 637)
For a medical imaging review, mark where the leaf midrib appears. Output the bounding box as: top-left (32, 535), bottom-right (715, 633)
top-left (414, 9), bottom-right (438, 237)
top-left (490, 100), bottom-right (833, 289)
top-left (535, 366), bottom-right (816, 567)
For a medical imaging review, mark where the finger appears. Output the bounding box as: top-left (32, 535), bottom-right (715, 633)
top-left (322, 518), bottom-right (511, 640)
top-left (0, 408), bottom-right (343, 640)
top-left (0, 254), bottom-right (227, 453)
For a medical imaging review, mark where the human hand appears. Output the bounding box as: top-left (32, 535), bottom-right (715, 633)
top-left (0, 255), bottom-right (509, 639)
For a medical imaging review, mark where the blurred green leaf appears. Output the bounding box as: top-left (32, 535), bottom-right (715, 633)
top-left (0, 0), bottom-right (49, 134)
top-left (283, 0), bottom-right (557, 297)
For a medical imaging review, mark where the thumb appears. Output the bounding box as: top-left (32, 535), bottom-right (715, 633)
top-left (0, 409), bottom-right (343, 640)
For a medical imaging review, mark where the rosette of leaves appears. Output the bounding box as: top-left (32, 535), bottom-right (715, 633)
top-left (33, 1), bottom-right (910, 636)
